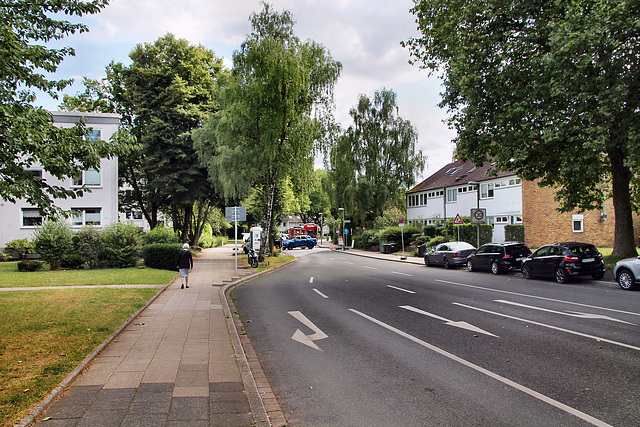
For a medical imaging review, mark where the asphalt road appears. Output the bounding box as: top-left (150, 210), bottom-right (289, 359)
top-left (233, 248), bottom-right (640, 426)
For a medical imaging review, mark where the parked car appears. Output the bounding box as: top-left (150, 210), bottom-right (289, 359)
top-left (613, 256), bottom-right (640, 290)
top-left (466, 242), bottom-right (531, 274)
top-left (521, 242), bottom-right (605, 283)
top-left (424, 241), bottom-right (475, 269)
top-left (282, 235), bottom-right (317, 250)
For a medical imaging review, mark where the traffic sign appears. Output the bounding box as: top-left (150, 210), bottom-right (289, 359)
top-left (453, 214), bottom-right (464, 225)
top-left (344, 229), bottom-right (349, 235)
top-left (225, 206), bottom-right (246, 222)
top-left (399, 217), bottom-right (404, 224)
top-left (471, 208), bottom-right (487, 224)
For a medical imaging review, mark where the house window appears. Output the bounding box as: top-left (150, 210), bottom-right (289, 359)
top-left (72, 208), bottom-right (101, 226)
top-left (572, 214), bottom-right (584, 233)
top-left (447, 188), bottom-right (457, 202)
top-left (73, 169), bottom-right (101, 187)
top-left (28, 169), bottom-right (43, 180)
top-left (86, 129), bottom-right (101, 141)
top-left (481, 183), bottom-right (495, 199)
top-left (511, 216), bottom-right (523, 224)
top-left (494, 216), bottom-right (509, 224)
top-left (22, 208), bottom-right (43, 227)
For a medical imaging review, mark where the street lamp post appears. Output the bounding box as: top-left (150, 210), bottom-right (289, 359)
top-left (468, 181), bottom-right (480, 247)
top-left (338, 207), bottom-right (345, 250)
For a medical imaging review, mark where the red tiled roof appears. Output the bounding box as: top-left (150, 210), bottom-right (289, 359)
top-left (407, 160), bottom-right (516, 193)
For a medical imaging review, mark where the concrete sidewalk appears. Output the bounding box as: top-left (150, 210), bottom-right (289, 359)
top-left (30, 245), bottom-right (287, 427)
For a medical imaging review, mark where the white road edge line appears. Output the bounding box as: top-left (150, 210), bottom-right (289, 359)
top-left (454, 302), bottom-right (640, 352)
top-left (313, 288), bottom-right (329, 299)
top-left (386, 285), bottom-right (416, 294)
top-left (436, 279), bottom-right (640, 317)
top-left (349, 308), bottom-right (611, 427)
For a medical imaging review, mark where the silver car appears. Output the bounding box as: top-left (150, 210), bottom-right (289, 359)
top-left (613, 256), bottom-right (640, 290)
top-left (424, 241), bottom-right (476, 269)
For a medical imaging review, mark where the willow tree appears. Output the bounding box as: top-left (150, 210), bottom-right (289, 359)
top-left (330, 88), bottom-right (426, 226)
top-left (194, 2), bottom-right (341, 257)
top-left (404, 0), bottom-right (640, 257)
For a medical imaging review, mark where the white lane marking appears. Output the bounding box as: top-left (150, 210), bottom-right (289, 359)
top-left (363, 266), bottom-right (378, 270)
top-left (349, 309), bottom-right (612, 427)
top-left (344, 261), bottom-right (355, 265)
top-left (386, 285), bottom-right (416, 294)
top-left (313, 288), bottom-right (329, 299)
top-left (454, 302), bottom-right (640, 352)
top-left (309, 277), bottom-right (314, 283)
top-left (288, 311), bottom-right (328, 351)
top-left (495, 300), bottom-right (636, 325)
top-left (391, 271), bottom-right (412, 277)
top-left (401, 305), bottom-right (498, 337)
top-left (436, 279), bottom-right (640, 318)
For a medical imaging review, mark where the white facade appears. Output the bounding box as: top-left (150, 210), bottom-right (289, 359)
top-left (407, 162), bottom-right (523, 243)
top-left (0, 111), bottom-right (120, 248)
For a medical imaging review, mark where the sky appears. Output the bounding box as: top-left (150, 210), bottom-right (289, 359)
top-left (35, 0), bottom-right (457, 180)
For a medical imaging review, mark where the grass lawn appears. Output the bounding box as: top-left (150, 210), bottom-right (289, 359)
top-left (0, 262), bottom-right (177, 288)
top-left (0, 287), bottom-right (160, 426)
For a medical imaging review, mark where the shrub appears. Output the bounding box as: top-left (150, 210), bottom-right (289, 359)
top-left (142, 243), bottom-right (183, 270)
top-left (427, 235), bottom-right (448, 248)
top-left (17, 260), bottom-right (44, 272)
top-left (4, 239), bottom-right (35, 260)
top-left (101, 223), bottom-right (142, 268)
top-left (144, 226), bottom-right (178, 244)
top-left (61, 253), bottom-right (85, 269)
top-left (356, 229), bottom-right (380, 249)
top-left (378, 226), bottom-right (421, 247)
top-left (505, 224), bottom-right (525, 242)
top-left (423, 225), bottom-right (441, 238)
top-left (32, 219), bottom-right (74, 270)
top-left (72, 227), bottom-right (102, 268)
top-left (198, 223), bottom-right (214, 248)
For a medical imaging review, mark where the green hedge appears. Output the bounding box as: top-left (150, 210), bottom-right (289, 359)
top-left (505, 224), bottom-right (525, 242)
top-left (143, 243), bottom-right (183, 271)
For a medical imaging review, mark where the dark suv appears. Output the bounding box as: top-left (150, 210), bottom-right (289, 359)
top-left (466, 242), bottom-right (531, 274)
top-left (521, 242), bottom-right (605, 283)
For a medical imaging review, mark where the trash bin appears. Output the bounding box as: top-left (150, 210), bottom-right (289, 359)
top-left (418, 244), bottom-right (427, 257)
top-left (383, 244), bottom-right (395, 254)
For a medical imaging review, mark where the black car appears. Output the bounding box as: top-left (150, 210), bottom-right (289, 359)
top-left (521, 242), bottom-right (605, 283)
top-left (466, 242), bottom-right (531, 274)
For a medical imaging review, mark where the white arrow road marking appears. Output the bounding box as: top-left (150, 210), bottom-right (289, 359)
top-left (495, 300), bottom-right (636, 325)
top-left (313, 288), bottom-right (329, 299)
top-left (455, 303), bottom-right (640, 352)
top-left (387, 285), bottom-right (416, 294)
top-left (349, 309), bottom-right (612, 427)
top-left (288, 311), bottom-right (328, 351)
top-left (400, 305), bottom-right (498, 338)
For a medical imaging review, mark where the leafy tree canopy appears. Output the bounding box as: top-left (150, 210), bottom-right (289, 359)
top-left (404, 0), bottom-right (640, 256)
top-left (0, 0), bottom-right (127, 216)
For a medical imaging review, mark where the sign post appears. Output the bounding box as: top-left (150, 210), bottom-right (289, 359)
top-left (453, 213), bottom-right (463, 241)
top-left (225, 206), bottom-right (246, 275)
top-left (399, 218), bottom-right (406, 260)
top-left (470, 208), bottom-right (486, 248)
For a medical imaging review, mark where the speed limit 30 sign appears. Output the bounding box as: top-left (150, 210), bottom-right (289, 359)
top-left (471, 208), bottom-right (487, 224)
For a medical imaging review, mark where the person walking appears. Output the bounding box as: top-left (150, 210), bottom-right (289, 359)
top-left (176, 243), bottom-right (193, 289)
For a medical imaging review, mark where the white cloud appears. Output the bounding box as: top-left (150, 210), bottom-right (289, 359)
top-left (38, 0), bottom-right (455, 178)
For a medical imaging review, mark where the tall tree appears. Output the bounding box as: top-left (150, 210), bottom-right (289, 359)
top-left (108, 34), bottom-right (225, 242)
top-left (404, 0), bottom-right (640, 257)
top-left (0, 0), bottom-right (125, 216)
top-left (330, 88), bottom-right (426, 226)
top-left (193, 2), bottom-right (341, 257)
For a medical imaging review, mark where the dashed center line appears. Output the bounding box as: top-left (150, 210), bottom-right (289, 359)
top-left (387, 285), bottom-right (416, 294)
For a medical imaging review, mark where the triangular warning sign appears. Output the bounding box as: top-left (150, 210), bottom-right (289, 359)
top-left (453, 214), bottom-right (464, 225)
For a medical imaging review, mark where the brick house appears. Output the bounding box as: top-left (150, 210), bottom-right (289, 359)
top-left (407, 160), bottom-right (639, 247)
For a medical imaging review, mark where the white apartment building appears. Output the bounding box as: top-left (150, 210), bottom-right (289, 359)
top-left (0, 111), bottom-right (120, 248)
top-left (406, 160), bottom-right (522, 243)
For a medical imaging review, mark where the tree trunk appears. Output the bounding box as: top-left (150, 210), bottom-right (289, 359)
top-left (260, 180), bottom-right (277, 261)
top-left (608, 144), bottom-right (637, 258)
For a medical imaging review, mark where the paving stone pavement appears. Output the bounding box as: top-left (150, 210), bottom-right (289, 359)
top-left (27, 244), bottom-right (288, 427)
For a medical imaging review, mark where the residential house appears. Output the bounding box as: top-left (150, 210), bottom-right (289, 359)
top-left (407, 159), bottom-right (640, 247)
top-left (0, 111), bottom-right (120, 249)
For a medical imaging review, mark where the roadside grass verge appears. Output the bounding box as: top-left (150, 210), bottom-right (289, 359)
top-left (240, 253), bottom-right (295, 273)
top-left (0, 287), bottom-right (160, 426)
top-left (0, 262), bottom-right (177, 288)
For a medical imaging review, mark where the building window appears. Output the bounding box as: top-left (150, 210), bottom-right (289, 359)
top-left (28, 169), bottom-right (43, 180)
top-left (572, 214), bottom-right (584, 233)
top-left (73, 169), bottom-right (101, 187)
top-left (511, 216), bottom-right (523, 224)
top-left (494, 216), bottom-right (509, 224)
top-left (481, 183), bottom-right (495, 199)
top-left (22, 208), bottom-right (43, 227)
top-left (72, 208), bottom-right (102, 226)
top-left (447, 188), bottom-right (457, 202)
top-left (86, 129), bottom-right (101, 141)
